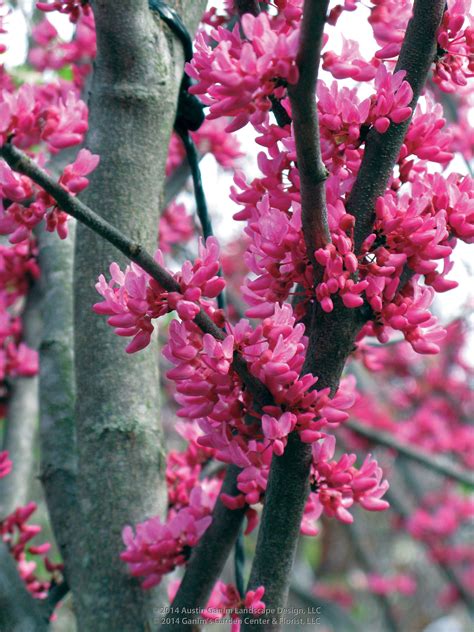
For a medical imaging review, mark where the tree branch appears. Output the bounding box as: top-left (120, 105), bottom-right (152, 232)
top-left (0, 283), bottom-right (40, 518)
top-left (347, 0), bottom-right (446, 252)
top-left (161, 465), bottom-right (247, 632)
top-left (70, 1), bottom-right (207, 628)
top-left (386, 485), bottom-right (474, 614)
top-left (37, 226), bottom-right (79, 582)
top-left (242, 1), bottom-right (447, 628)
top-left (288, 0), bottom-right (330, 266)
top-left (0, 142), bottom-right (273, 409)
top-left (0, 140), bottom-right (271, 631)
top-left (346, 419), bottom-right (474, 488)
top-left (347, 521), bottom-right (399, 632)
top-left (39, 579), bottom-right (70, 624)
top-left (244, 302), bottom-right (364, 631)
top-left (235, 0), bottom-right (260, 16)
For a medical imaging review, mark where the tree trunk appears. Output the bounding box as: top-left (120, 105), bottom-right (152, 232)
top-left (71, 2), bottom-right (206, 630)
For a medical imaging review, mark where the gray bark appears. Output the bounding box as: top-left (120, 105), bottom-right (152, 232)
top-left (0, 284), bottom-right (40, 517)
top-left (38, 225), bottom-right (78, 584)
top-left (71, 2), bottom-right (206, 630)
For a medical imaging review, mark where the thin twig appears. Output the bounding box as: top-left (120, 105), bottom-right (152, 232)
top-left (164, 154), bottom-right (202, 208)
top-left (176, 127), bottom-right (226, 310)
top-left (176, 129), bottom-right (214, 240)
top-left (235, 0), bottom-right (260, 16)
top-left (161, 465), bottom-right (247, 632)
top-left (0, 141), bottom-right (271, 408)
top-left (346, 419), bottom-right (474, 488)
top-left (347, 522), bottom-right (399, 632)
top-left (288, 0), bottom-right (330, 266)
top-left (386, 485), bottom-right (474, 614)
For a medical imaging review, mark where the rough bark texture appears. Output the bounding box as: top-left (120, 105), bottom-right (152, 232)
top-left (72, 2), bottom-right (206, 630)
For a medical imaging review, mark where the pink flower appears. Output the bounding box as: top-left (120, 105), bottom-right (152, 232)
top-left (1, 501), bottom-right (62, 597)
top-left (37, 0), bottom-right (92, 23)
top-left (401, 97), bottom-right (453, 166)
top-left (59, 148), bottom-right (99, 194)
top-left (94, 237), bottom-right (226, 353)
top-left (0, 84), bottom-right (89, 151)
top-left (370, 0), bottom-right (412, 59)
top-left (434, 0), bottom-right (474, 93)
top-left (121, 482), bottom-right (219, 588)
top-left (187, 9), bottom-right (300, 131)
top-left (40, 91), bottom-right (88, 151)
top-left (366, 573), bottom-right (417, 596)
top-left (0, 450), bottom-right (12, 478)
top-left (261, 411), bottom-right (295, 455)
top-left (370, 66), bottom-right (413, 133)
top-left (310, 435), bottom-right (389, 525)
top-left (323, 38), bottom-right (379, 82)
top-left (158, 202), bottom-right (194, 253)
top-left (0, 146), bottom-right (97, 242)
top-left (198, 581), bottom-right (265, 629)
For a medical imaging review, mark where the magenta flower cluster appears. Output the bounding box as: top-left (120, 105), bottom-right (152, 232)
top-left (0, 0), bottom-right (470, 609)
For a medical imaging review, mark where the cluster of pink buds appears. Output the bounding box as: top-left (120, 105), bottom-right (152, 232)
top-left (405, 488), bottom-right (474, 606)
top-left (0, 148), bottom-right (98, 242)
top-left (0, 239), bottom-right (39, 417)
top-left (352, 318), bottom-right (474, 471)
top-left (201, 582), bottom-right (265, 631)
top-left (305, 435), bottom-right (389, 529)
top-left (0, 449), bottom-right (12, 478)
top-left (399, 97), bottom-right (453, 169)
top-left (323, 38), bottom-right (379, 82)
top-left (369, 66), bottom-right (413, 134)
top-left (0, 84), bottom-right (88, 151)
top-left (166, 421), bottom-right (217, 509)
top-left (365, 573), bottom-right (417, 596)
top-left (37, 0), bottom-right (92, 23)
top-left (158, 202), bottom-right (195, 254)
top-left (370, 0), bottom-right (412, 60)
top-left (434, 0), bottom-right (474, 93)
top-left (1, 501), bottom-right (62, 597)
top-left (187, 7), bottom-right (302, 131)
top-left (167, 579), bottom-right (265, 632)
top-left (29, 13), bottom-right (96, 88)
top-left (121, 480), bottom-right (220, 589)
top-left (94, 237), bottom-right (225, 353)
